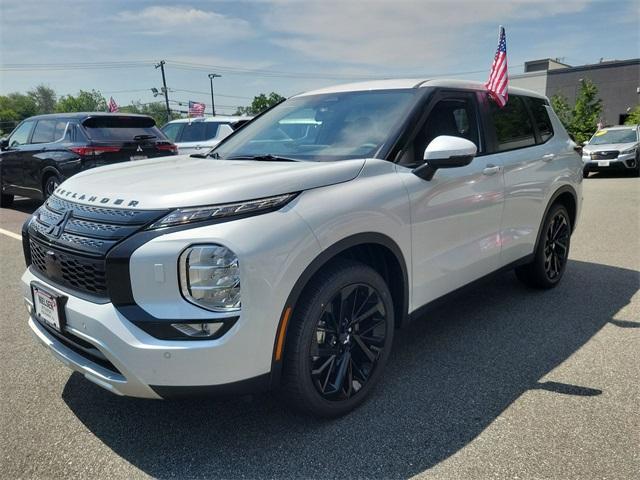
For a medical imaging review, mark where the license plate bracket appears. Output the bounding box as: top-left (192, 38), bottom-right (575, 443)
top-left (597, 160), bottom-right (610, 167)
top-left (31, 283), bottom-right (67, 332)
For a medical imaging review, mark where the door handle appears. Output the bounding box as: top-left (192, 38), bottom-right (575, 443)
top-left (482, 164), bottom-right (501, 176)
top-left (542, 153), bottom-right (555, 162)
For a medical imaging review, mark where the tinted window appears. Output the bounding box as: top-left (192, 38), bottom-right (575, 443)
top-left (490, 95), bottom-right (536, 151)
top-left (180, 122), bottom-right (227, 142)
top-left (31, 119), bottom-right (68, 144)
top-left (528, 97), bottom-right (553, 142)
top-left (82, 116), bottom-right (165, 142)
top-left (161, 122), bottom-right (183, 142)
top-left (8, 121), bottom-right (35, 147)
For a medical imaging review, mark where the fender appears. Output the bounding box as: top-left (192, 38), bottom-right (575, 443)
top-left (269, 232), bottom-right (409, 387)
top-left (533, 184), bottom-right (578, 255)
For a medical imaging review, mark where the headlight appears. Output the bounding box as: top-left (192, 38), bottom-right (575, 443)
top-left (179, 244), bottom-right (240, 312)
top-left (149, 193), bottom-right (297, 229)
top-left (621, 147), bottom-right (637, 155)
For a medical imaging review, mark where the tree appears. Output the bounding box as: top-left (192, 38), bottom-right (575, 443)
top-left (550, 79), bottom-right (603, 144)
top-left (28, 85), bottom-right (57, 114)
top-left (0, 93), bottom-right (38, 134)
top-left (235, 92), bottom-right (285, 116)
top-left (120, 101), bottom-right (170, 126)
top-left (56, 89), bottom-right (107, 113)
top-left (624, 105), bottom-right (640, 125)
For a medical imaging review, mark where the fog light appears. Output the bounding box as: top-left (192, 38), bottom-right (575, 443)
top-left (171, 322), bottom-right (224, 338)
top-left (179, 244), bottom-right (240, 312)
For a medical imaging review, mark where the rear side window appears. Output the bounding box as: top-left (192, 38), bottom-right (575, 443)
top-left (490, 95), bottom-right (536, 151)
top-left (31, 119), bottom-right (68, 144)
top-left (161, 122), bottom-right (183, 142)
top-left (82, 116), bottom-right (165, 142)
top-left (528, 97), bottom-right (554, 143)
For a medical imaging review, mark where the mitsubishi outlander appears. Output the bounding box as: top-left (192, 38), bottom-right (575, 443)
top-left (21, 79), bottom-right (583, 417)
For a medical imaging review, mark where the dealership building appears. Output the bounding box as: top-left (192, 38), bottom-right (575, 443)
top-left (510, 58), bottom-right (640, 125)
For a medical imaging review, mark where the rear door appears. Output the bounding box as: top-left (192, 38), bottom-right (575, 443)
top-left (81, 116), bottom-right (175, 167)
top-left (1, 120), bottom-right (36, 194)
top-left (485, 94), bottom-right (558, 265)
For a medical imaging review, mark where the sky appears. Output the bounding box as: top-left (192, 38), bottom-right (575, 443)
top-left (1, 0), bottom-right (638, 115)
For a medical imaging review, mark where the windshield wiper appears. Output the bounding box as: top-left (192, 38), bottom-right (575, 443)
top-left (226, 154), bottom-right (299, 162)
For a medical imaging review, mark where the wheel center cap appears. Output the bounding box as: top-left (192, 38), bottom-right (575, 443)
top-left (339, 333), bottom-right (351, 345)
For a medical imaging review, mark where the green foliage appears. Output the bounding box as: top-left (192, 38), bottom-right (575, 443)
top-left (28, 85), bottom-right (57, 115)
top-left (235, 92), bottom-right (285, 115)
top-left (120, 101), bottom-right (170, 126)
top-left (0, 93), bottom-right (38, 134)
top-left (624, 105), bottom-right (640, 125)
top-left (550, 79), bottom-right (603, 144)
top-left (56, 89), bottom-right (107, 113)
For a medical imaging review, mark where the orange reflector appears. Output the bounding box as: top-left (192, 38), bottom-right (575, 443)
top-left (274, 307), bottom-right (292, 361)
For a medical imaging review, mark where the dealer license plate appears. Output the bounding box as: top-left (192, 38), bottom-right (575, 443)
top-left (597, 160), bottom-right (610, 167)
top-left (32, 284), bottom-right (65, 332)
top-left (130, 155), bottom-right (147, 161)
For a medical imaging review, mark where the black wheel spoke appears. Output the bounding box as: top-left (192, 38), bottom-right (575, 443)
top-left (309, 282), bottom-right (388, 401)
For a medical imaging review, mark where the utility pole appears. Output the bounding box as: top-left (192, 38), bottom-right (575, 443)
top-left (155, 60), bottom-right (171, 123)
top-left (208, 73), bottom-right (222, 116)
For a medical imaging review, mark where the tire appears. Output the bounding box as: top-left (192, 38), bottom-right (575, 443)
top-left (281, 259), bottom-right (395, 418)
top-left (0, 192), bottom-right (14, 208)
top-left (42, 173), bottom-right (60, 200)
top-left (583, 169), bottom-right (590, 178)
top-left (515, 204), bottom-right (572, 289)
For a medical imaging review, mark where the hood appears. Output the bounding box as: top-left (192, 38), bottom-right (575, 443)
top-left (54, 155), bottom-right (365, 209)
top-left (582, 142), bottom-right (637, 154)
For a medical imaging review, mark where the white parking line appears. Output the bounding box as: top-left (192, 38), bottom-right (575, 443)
top-left (0, 228), bottom-right (22, 241)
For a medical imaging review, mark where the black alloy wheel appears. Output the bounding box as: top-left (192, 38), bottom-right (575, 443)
top-left (310, 283), bottom-right (387, 400)
top-left (515, 203), bottom-right (572, 289)
top-left (542, 211), bottom-right (570, 281)
top-left (281, 260), bottom-right (394, 417)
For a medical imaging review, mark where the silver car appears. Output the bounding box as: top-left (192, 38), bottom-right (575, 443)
top-left (582, 125), bottom-right (640, 177)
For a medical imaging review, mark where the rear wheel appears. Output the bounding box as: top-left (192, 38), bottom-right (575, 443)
top-left (281, 260), bottom-right (394, 417)
top-left (516, 204), bottom-right (571, 289)
top-left (42, 174), bottom-right (60, 199)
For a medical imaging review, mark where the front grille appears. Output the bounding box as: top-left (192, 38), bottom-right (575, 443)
top-left (591, 150), bottom-right (618, 160)
top-left (26, 196), bottom-right (164, 298)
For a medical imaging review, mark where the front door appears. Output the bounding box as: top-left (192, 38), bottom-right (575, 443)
top-left (396, 90), bottom-right (505, 310)
top-left (1, 120), bottom-right (36, 195)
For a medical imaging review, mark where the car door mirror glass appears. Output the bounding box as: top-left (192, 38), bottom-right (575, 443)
top-left (413, 135), bottom-right (477, 180)
top-left (0, 138), bottom-right (8, 150)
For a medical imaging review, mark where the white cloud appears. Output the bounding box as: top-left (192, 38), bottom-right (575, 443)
top-left (117, 6), bottom-right (253, 39)
top-left (263, 0), bottom-right (593, 67)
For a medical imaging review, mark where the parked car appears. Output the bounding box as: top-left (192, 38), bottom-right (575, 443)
top-left (581, 125), bottom-right (640, 177)
top-left (21, 79), bottom-right (582, 417)
top-left (0, 113), bottom-right (177, 206)
top-left (161, 116), bottom-right (252, 155)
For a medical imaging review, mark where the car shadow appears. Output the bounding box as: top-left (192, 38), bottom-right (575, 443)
top-left (61, 259), bottom-right (638, 479)
top-left (587, 170), bottom-right (638, 179)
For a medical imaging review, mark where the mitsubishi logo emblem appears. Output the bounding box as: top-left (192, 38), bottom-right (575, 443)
top-left (46, 210), bottom-right (72, 239)
top-left (136, 145), bottom-right (143, 152)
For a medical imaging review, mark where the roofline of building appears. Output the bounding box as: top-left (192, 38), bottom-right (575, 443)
top-left (547, 58), bottom-right (640, 75)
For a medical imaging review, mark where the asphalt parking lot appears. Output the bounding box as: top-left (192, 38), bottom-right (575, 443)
top-left (0, 172), bottom-right (638, 479)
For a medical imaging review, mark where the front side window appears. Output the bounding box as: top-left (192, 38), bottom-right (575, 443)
top-left (589, 128), bottom-right (638, 145)
top-left (8, 121), bottom-right (35, 147)
top-left (490, 95), bottom-right (536, 151)
top-left (528, 97), bottom-right (554, 143)
top-left (213, 89), bottom-right (418, 161)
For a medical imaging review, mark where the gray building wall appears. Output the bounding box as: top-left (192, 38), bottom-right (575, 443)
top-left (510, 72), bottom-right (547, 96)
top-left (546, 60), bottom-right (640, 125)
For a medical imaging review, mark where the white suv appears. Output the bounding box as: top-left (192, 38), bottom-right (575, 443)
top-left (21, 79), bottom-right (582, 417)
top-left (161, 116), bottom-right (252, 155)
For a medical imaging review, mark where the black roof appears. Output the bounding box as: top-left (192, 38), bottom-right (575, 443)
top-left (24, 112), bottom-right (153, 121)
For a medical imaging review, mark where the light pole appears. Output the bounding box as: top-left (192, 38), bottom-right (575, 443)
top-left (208, 73), bottom-right (221, 116)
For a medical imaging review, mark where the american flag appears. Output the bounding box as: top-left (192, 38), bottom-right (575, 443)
top-left (188, 101), bottom-right (206, 117)
top-left (485, 26), bottom-right (508, 108)
top-left (107, 96), bottom-right (119, 113)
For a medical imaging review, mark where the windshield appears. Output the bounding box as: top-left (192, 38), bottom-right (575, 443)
top-left (589, 128), bottom-right (638, 145)
top-left (212, 89), bottom-right (418, 161)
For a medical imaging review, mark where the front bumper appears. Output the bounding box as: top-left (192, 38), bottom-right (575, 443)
top-left (583, 153), bottom-right (638, 172)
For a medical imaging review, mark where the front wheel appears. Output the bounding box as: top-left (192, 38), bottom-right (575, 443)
top-left (516, 204), bottom-right (572, 289)
top-left (281, 260), bottom-right (394, 417)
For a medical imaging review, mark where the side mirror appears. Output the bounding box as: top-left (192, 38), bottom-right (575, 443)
top-left (0, 138), bottom-right (8, 151)
top-left (413, 135), bottom-right (477, 181)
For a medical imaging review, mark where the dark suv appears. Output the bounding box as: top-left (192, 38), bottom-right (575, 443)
top-left (0, 113), bottom-right (177, 207)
